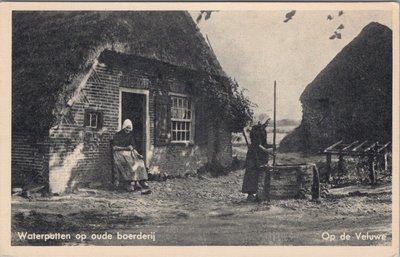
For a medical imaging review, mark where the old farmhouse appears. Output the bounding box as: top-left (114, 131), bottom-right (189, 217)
top-left (12, 11), bottom-right (234, 193)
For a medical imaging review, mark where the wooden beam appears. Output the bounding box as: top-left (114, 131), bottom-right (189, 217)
top-left (342, 141), bottom-right (359, 151)
top-left (352, 140), bottom-right (368, 151)
top-left (364, 142), bottom-right (378, 152)
top-left (377, 142), bottom-right (391, 153)
top-left (324, 140), bottom-right (343, 153)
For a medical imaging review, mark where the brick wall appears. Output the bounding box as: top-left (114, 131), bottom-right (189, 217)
top-left (214, 121), bottom-right (233, 166)
top-left (204, 120), bottom-right (232, 165)
top-left (47, 64), bottom-right (120, 193)
top-left (12, 133), bottom-right (49, 187)
top-left (43, 53), bottom-right (232, 193)
top-left (149, 144), bottom-right (208, 175)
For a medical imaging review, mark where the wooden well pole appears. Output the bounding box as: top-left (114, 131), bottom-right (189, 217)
top-left (273, 80), bottom-right (277, 169)
top-left (266, 81), bottom-right (277, 202)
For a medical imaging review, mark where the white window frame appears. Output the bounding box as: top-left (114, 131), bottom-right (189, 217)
top-left (84, 110), bottom-right (102, 129)
top-left (88, 113), bottom-right (99, 128)
top-left (169, 93), bottom-right (195, 144)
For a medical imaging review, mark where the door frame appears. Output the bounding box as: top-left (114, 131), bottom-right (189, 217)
top-left (119, 88), bottom-right (150, 164)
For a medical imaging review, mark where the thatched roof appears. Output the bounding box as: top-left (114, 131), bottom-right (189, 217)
top-left (12, 11), bottom-right (225, 138)
top-left (280, 22), bottom-right (392, 152)
top-left (300, 22), bottom-right (392, 102)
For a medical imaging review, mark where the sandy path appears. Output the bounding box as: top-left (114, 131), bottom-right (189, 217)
top-left (11, 168), bottom-right (391, 246)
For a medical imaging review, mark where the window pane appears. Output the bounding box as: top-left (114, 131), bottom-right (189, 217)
top-left (170, 97), bottom-right (193, 141)
top-left (90, 113), bottom-right (97, 127)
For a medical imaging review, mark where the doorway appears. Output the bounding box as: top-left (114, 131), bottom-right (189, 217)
top-left (119, 89), bottom-right (149, 162)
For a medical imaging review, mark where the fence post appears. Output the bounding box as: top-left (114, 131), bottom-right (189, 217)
top-left (326, 153), bottom-right (332, 182)
top-left (312, 164), bottom-right (321, 201)
top-left (383, 151), bottom-right (388, 171)
top-left (338, 150), bottom-right (344, 176)
top-left (369, 154), bottom-right (377, 185)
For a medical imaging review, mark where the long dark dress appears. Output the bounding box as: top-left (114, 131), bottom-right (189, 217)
top-left (242, 124), bottom-right (269, 194)
top-left (112, 130), bottom-right (147, 182)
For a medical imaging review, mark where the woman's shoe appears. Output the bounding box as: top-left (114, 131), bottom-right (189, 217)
top-left (246, 194), bottom-right (257, 202)
top-left (141, 189), bottom-right (152, 195)
top-left (126, 184), bottom-right (135, 192)
top-left (139, 181), bottom-right (150, 189)
top-left (133, 185), bottom-right (142, 191)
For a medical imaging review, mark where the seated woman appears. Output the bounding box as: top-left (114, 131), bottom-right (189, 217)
top-left (112, 119), bottom-right (150, 193)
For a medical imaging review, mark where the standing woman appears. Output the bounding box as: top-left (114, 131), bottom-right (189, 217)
top-left (242, 117), bottom-right (273, 201)
top-left (112, 119), bottom-right (150, 193)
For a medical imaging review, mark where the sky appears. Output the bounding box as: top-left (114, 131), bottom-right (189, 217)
top-left (190, 10), bottom-right (392, 121)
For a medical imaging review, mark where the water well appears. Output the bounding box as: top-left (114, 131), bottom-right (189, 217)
top-left (257, 163), bottom-right (320, 201)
